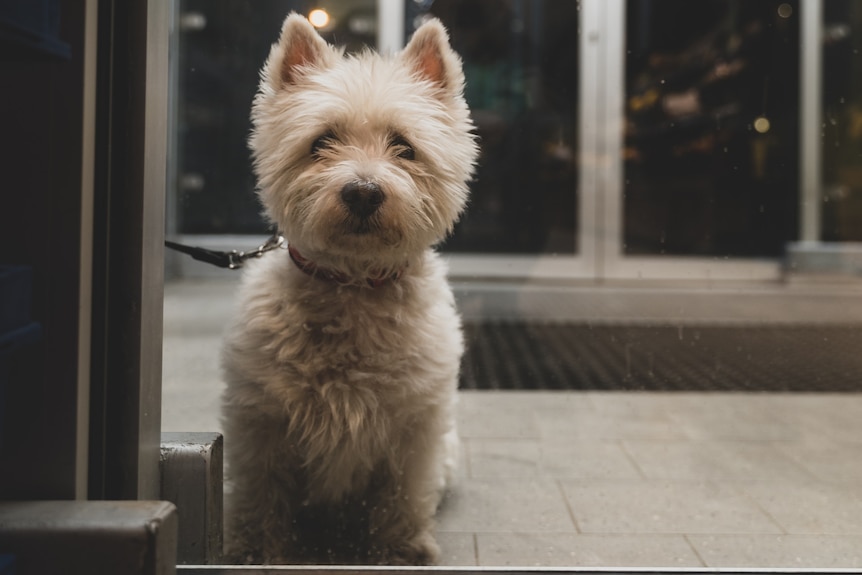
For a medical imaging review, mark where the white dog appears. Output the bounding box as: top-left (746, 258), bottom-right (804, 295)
top-left (221, 13), bottom-right (478, 565)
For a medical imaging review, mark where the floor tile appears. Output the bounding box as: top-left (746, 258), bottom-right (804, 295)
top-left (561, 480), bottom-right (781, 535)
top-left (436, 478), bottom-right (575, 533)
top-left (468, 439), bottom-right (641, 479)
top-left (688, 534), bottom-right (862, 568)
top-left (537, 408), bottom-right (685, 441)
top-left (777, 441), bottom-right (862, 483)
top-left (738, 481), bottom-right (862, 534)
top-left (162, 336), bottom-right (224, 432)
top-left (456, 404), bottom-right (541, 439)
top-left (458, 390), bottom-right (593, 411)
top-left (436, 532), bottom-right (477, 566)
top-left (476, 533), bottom-right (703, 567)
top-left (623, 440), bottom-right (814, 482)
top-left (669, 408), bottom-right (800, 441)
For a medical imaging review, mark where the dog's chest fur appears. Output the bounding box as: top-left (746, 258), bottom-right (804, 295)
top-left (222, 250), bottom-right (461, 500)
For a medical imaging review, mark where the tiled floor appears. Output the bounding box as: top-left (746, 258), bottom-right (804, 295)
top-left (162, 277), bottom-right (862, 568)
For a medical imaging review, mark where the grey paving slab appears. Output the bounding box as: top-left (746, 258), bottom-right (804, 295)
top-left (456, 403), bottom-right (541, 439)
top-left (688, 534), bottom-right (862, 568)
top-left (537, 408), bottom-right (685, 441)
top-left (738, 481), bottom-right (862, 534)
top-left (436, 478), bottom-right (575, 533)
top-left (777, 441), bottom-right (862, 483)
top-left (669, 408), bottom-right (801, 441)
top-left (436, 532), bottom-right (477, 566)
top-left (561, 479), bottom-right (782, 535)
top-left (476, 533), bottom-right (704, 567)
top-left (459, 390), bottom-right (593, 411)
top-left (468, 439), bottom-right (641, 480)
top-left (623, 440), bottom-right (815, 482)
top-left (585, 391), bottom-right (698, 417)
top-left (162, 334), bottom-right (224, 432)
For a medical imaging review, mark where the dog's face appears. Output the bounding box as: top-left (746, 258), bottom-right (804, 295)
top-left (250, 14), bottom-right (478, 268)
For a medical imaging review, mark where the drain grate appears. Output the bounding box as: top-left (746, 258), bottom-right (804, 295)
top-left (459, 322), bottom-right (862, 392)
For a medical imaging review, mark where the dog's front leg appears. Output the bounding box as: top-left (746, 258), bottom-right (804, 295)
top-left (223, 407), bottom-right (303, 564)
top-left (367, 421), bottom-right (448, 565)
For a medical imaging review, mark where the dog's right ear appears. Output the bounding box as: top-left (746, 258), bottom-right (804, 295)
top-left (264, 13), bottom-right (337, 89)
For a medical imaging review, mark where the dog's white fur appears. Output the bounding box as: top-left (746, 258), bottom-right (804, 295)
top-left (221, 13), bottom-right (478, 565)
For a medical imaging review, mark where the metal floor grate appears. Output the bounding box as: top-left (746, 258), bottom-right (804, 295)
top-left (460, 322), bottom-right (862, 392)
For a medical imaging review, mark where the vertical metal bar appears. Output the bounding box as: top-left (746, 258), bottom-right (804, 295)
top-left (141, 0), bottom-right (169, 501)
top-left (165, 0), bottom-right (181, 280)
top-left (800, 0), bottom-right (823, 242)
top-left (599, 0), bottom-right (626, 277)
top-left (77, 0), bottom-right (100, 500)
top-left (377, 0), bottom-right (405, 54)
top-left (578, 0), bottom-right (603, 277)
top-left (89, 0), bottom-right (167, 501)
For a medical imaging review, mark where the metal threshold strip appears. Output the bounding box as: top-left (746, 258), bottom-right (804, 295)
top-left (178, 567), bottom-right (862, 574)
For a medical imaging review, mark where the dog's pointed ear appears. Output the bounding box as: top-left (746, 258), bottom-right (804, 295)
top-left (265, 13), bottom-right (336, 89)
top-left (401, 18), bottom-right (464, 95)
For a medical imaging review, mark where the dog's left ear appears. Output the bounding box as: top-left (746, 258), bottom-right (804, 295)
top-left (401, 19), bottom-right (465, 95)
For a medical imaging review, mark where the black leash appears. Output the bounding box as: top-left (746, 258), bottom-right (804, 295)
top-left (164, 233), bottom-right (285, 269)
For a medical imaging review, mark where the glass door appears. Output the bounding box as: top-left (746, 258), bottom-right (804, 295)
top-left (421, 0), bottom-right (589, 279)
top-left (593, 0), bottom-right (801, 281)
top-left (441, 0), bottom-right (803, 282)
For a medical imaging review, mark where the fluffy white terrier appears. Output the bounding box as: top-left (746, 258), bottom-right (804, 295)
top-left (221, 13), bottom-right (478, 565)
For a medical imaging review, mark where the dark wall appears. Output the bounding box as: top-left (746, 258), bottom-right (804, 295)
top-left (0, 0), bottom-right (88, 499)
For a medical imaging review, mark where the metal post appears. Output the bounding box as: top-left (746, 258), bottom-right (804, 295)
top-left (800, 0), bottom-right (823, 242)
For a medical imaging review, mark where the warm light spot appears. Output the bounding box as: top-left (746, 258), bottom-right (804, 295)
top-left (754, 116), bottom-right (771, 134)
top-left (308, 9), bottom-right (330, 28)
top-left (777, 3), bottom-right (793, 18)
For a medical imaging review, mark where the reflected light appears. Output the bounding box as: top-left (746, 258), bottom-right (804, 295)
top-left (308, 9), bottom-right (330, 29)
top-left (753, 116), bottom-right (771, 133)
top-left (777, 3), bottom-right (793, 18)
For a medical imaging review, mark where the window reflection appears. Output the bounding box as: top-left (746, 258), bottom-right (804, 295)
top-left (174, 0), bottom-right (377, 236)
top-left (822, 0), bottom-right (862, 241)
top-left (624, 0), bottom-right (799, 257)
top-left (423, 0), bottom-right (579, 254)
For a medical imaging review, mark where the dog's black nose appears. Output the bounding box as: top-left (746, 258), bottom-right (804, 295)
top-left (341, 181), bottom-right (384, 218)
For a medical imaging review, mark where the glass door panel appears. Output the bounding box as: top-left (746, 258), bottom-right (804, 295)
top-left (822, 0), bottom-right (862, 241)
top-left (622, 0), bottom-right (800, 259)
top-left (172, 0), bottom-right (378, 237)
top-left (423, 0), bottom-right (580, 255)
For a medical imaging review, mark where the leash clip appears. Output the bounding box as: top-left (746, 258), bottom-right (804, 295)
top-left (165, 232), bottom-right (286, 270)
top-left (227, 234), bottom-right (286, 269)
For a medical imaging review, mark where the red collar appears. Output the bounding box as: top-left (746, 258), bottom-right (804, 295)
top-left (287, 245), bottom-right (403, 288)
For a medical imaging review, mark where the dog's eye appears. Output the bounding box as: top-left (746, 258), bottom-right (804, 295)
top-left (389, 135), bottom-right (415, 161)
top-left (311, 131), bottom-right (337, 157)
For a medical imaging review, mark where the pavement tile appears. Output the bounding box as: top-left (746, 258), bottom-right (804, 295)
top-left (436, 532), bottom-right (477, 566)
top-left (738, 481), bottom-right (862, 534)
top-left (688, 534), bottom-right (862, 568)
top-left (623, 440), bottom-right (815, 481)
top-left (476, 533), bottom-right (703, 567)
top-left (561, 479), bottom-right (781, 535)
top-left (437, 478), bottom-right (575, 533)
top-left (468, 438), bottom-right (641, 479)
